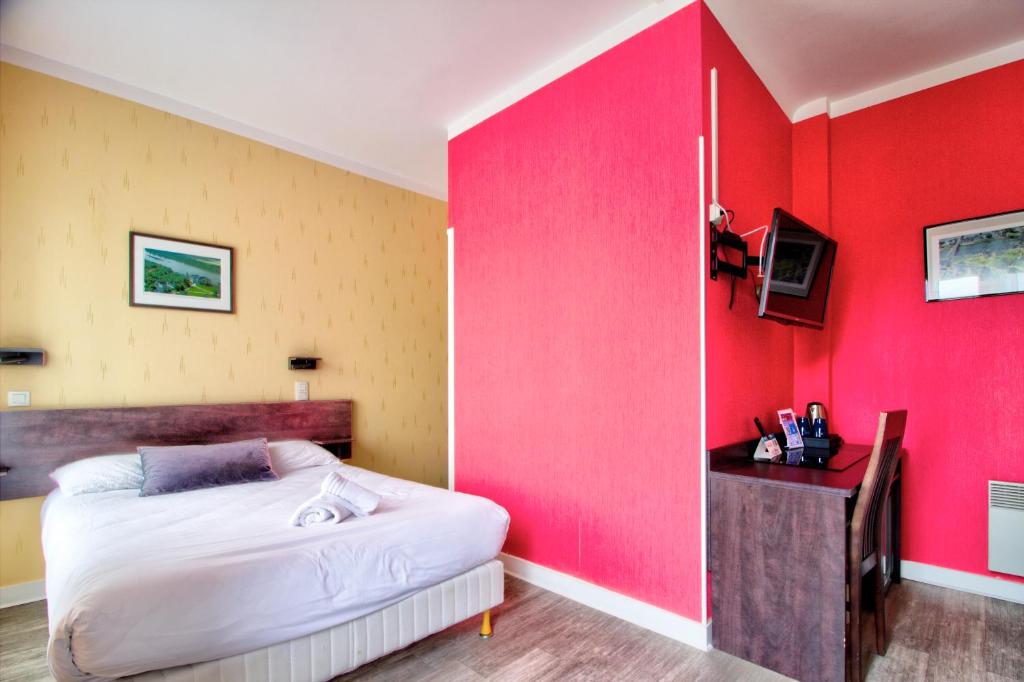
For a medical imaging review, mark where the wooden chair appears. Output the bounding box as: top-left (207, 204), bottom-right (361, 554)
top-left (847, 410), bottom-right (907, 682)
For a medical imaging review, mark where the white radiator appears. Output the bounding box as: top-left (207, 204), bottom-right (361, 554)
top-left (989, 481), bottom-right (1024, 578)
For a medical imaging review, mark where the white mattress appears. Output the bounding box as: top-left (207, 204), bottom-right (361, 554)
top-left (42, 463), bottom-right (509, 681)
top-left (128, 560), bottom-right (504, 682)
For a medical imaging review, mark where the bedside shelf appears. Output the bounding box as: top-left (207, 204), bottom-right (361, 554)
top-left (313, 438), bottom-right (353, 460)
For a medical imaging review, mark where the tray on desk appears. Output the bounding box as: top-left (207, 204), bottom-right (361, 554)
top-left (800, 434), bottom-right (843, 452)
top-left (780, 439), bottom-right (869, 472)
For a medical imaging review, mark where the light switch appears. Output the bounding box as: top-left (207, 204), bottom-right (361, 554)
top-left (294, 381), bottom-right (309, 401)
top-left (7, 391), bottom-right (30, 407)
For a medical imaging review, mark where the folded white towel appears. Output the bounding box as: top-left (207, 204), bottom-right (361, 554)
top-left (321, 470), bottom-right (381, 517)
top-left (289, 493), bottom-right (353, 527)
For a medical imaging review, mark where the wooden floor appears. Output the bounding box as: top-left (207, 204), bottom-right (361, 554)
top-left (2, 576), bottom-right (1021, 681)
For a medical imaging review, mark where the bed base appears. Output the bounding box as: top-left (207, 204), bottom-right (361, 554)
top-left (126, 560), bottom-right (503, 682)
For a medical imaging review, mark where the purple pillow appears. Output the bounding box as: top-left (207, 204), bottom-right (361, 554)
top-left (138, 438), bottom-right (278, 496)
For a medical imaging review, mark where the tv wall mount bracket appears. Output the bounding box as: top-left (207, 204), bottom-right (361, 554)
top-left (709, 224), bottom-right (761, 281)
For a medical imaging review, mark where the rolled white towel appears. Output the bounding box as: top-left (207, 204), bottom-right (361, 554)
top-left (321, 470), bottom-right (381, 517)
top-left (289, 493), bottom-right (353, 527)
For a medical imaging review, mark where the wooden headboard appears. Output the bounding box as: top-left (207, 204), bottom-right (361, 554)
top-left (0, 399), bottom-right (353, 500)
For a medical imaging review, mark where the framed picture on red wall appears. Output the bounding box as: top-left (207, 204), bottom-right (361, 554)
top-left (924, 209), bottom-right (1024, 302)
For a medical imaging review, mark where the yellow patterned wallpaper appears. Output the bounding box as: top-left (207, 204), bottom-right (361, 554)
top-left (0, 62), bottom-right (449, 588)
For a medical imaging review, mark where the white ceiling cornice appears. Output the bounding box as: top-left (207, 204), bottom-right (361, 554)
top-left (706, 0), bottom-right (1024, 125)
top-left (0, 44), bottom-right (449, 201)
top-left (1, 0), bottom-right (674, 202)
top-left (821, 38), bottom-right (1024, 121)
top-left (3, 0), bottom-right (1021, 195)
top-left (791, 97), bottom-right (829, 123)
top-left (447, 0), bottom-right (1024, 139)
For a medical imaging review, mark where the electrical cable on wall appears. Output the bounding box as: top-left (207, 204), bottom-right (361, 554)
top-left (739, 224), bottom-right (769, 277)
top-left (710, 200), bottom-right (770, 307)
top-left (710, 201), bottom-right (740, 308)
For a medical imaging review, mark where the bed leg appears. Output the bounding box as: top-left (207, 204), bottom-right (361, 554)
top-left (479, 609), bottom-right (492, 639)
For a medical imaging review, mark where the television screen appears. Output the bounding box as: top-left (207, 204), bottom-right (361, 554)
top-left (758, 209), bottom-right (837, 329)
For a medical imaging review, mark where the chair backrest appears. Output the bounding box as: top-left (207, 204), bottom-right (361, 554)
top-left (851, 410), bottom-right (907, 563)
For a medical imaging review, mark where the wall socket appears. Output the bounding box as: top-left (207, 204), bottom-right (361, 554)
top-left (7, 390), bottom-right (30, 407)
top-left (709, 203), bottom-right (724, 226)
top-left (294, 381), bottom-right (309, 401)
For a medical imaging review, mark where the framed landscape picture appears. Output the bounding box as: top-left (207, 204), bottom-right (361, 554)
top-left (129, 232), bottom-right (234, 313)
top-left (924, 209), bottom-right (1024, 302)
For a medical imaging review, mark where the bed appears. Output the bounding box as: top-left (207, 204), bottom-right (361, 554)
top-left (0, 400), bottom-right (509, 682)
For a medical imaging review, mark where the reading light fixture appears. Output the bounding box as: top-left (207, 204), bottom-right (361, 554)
top-left (0, 348), bottom-right (46, 366)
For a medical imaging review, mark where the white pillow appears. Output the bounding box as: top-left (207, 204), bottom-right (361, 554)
top-left (268, 440), bottom-right (338, 474)
top-left (50, 454), bottom-right (144, 496)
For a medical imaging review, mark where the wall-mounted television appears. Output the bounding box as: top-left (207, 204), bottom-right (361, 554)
top-left (757, 208), bottom-right (837, 329)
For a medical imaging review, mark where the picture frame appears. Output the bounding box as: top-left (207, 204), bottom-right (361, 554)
top-left (924, 209), bottom-right (1024, 302)
top-left (768, 230), bottom-right (824, 298)
top-left (129, 232), bottom-right (234, 313)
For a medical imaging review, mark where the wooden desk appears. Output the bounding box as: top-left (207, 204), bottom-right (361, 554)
top-left (708, 440), bottom-right (900, 682)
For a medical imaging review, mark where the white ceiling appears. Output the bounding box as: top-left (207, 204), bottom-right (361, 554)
top-left (704, 0), bottom-right (1024, 119)
top-left (0, 0), bottom-right (660, 199)
top-left (2, 0), bottom-right (1022, 199)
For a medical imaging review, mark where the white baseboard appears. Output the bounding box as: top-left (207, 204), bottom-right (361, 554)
top-left (0, 580), bottom-right (45, 608)
top-left (901, 560), bottom-right (1024, 605)
top-left (499, 553), bottom-right (708, 651)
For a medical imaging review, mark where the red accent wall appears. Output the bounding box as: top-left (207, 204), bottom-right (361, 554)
top-left (450, 6), bottom-right (706, 618)
top-left (827, 60), bottom-right (1024, 583)
top-left (452, 0), bottom-right (1022, 624)
top-left (792, 115), bottom-right (831, 231)
top-left (701, 4), bottom-right (794, 449)
top-left (792, 115), bottom-right (834, 411)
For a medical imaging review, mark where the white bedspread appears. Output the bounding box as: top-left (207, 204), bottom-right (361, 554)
top-left (42, 463), bottom-right (509, 681)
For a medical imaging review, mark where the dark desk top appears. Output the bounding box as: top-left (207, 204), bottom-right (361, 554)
top-left (708, 439), bottom-right (873, 498)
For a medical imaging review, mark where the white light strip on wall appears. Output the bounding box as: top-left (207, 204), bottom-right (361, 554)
top-left (709, 70), bottom-right (719, 206)
top-left (698, 135), bottom-right (709, 628)
top-left (447, 227), bottom-right (455, 491)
